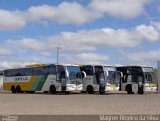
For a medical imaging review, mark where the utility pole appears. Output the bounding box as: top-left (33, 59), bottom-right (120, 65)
top-left (56, 47), bottom-right (62, 64)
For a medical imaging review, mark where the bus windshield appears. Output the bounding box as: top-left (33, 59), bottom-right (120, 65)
top-left (104, 66), bottom-right (117, 84)
top-left (142, 67), bottom-right (153, 83)
top-left (66, 66), bottom-right (81, 80)
top-left (142, 67), bottom-right (153, 72)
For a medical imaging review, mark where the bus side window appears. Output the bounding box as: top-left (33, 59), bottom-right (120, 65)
top-left (95, 66), bottom-right (103, 73)
top-left (19, 68), bottom-right (25, 76)
top-left (25, 68), bottom-right (33, 76)
top-left (4, 70), bottom-right (12, 77)
top-left (33, 67), bottom-right (43, 75)
top-left (49, 66), bottom-right (56, 74)
top-left (12, 69), bottom-right (19, 76)
top-left (41, 66), bottom-right (49, 75)
top-left (80, 66), bottom-right (93, 75)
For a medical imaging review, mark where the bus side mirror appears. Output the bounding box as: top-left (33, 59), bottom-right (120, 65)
top-left (117, 71), bottom-right (123, 78)
top-left (82, 71), bottom-right (86, 79)
top-left (66, 70), bottom-right (69, 78)
top-left (106, 71), bottom-right (109, 77)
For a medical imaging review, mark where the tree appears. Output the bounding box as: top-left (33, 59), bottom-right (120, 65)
top-left (153, 68), bottom-right (158, 83)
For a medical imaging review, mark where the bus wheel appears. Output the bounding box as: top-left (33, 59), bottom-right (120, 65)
top-left (126, 85), bottom-right (134, 94)
top-left (99, 91), bottom-right (105, 94)
top-left (87, 86), bottom-right (94, 94)
top-left (44, 91), bottom-right (49, 94)
top-left (11, 85), bottom-right (16, 93)
top-left (29, 91), bottom-right (35, 94)
top-left (50, 85), bottom-right (57, 94)
top-left (16, 85), bottom-right (22, 93)
top-left (138, 91), bottom-right (144, 94)
top-left (138, 87), bottom-right (144, 94)
top-left (65, 91), bottom-right (70, 95)
top-left (81, 91), bottom-right (87, 93)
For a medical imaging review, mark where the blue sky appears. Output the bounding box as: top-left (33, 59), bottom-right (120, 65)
top-left (0, 0), bottom-right (160, 69)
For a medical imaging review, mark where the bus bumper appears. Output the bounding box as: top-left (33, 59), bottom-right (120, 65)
top-left (105, 83), bottom-right (119, 92)
top-left (143, 83), bottom-right (157, 92)
top-left (66, 84), bottom-right (83, 91)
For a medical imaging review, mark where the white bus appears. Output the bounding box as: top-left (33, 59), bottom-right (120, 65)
top-left (3, 64), bottom-right (84, 94)
top-left (116, 65), bottom-right (156, 94)
top-left (80, 65), bottom-right (120, 94)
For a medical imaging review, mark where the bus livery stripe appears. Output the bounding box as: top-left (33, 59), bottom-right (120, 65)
top-left (32, 75), bottom-right (48, 91)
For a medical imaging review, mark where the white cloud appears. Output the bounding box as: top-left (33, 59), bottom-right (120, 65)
top-left (26, 2), bottom-right (102, 25)
top-left (7, 38), bottom-right (52, 56)
top-left (48, 23), bottom-right (160, 51)
top-left (136, 25), bottom-right (160, 41)
top-left (0, 46), bottom-right (13, 55)
top-left (0, 59), bottom-right (41, 70)
top-left (48, 28), bottom-right (140, 52)
top-left (5, 22), bottom-right (160, 54)
top-left (0, 0), bottom-right (153, 31)
top-left (0, 10), bottom-right (26, 31)
top-left (0, 2), bottom-right (102, 31)
top-left (151, 21), bottom-right (160, 32)
top-left (63, 53), bottom-right (109, 64)
top-left (121, 50), bottom-right (160, 63)
top-left (90, 0), bottom-right (152, 19)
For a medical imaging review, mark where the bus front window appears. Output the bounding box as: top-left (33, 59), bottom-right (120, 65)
top-left (108, 71), bottom-right (116, 83)
top-left (104, 66), bottom-right (117, 84)
top-left (144, 73), bottom-right (153, 83)
top-left (66, 66), bottom-right (81, 81)
top-left (142, 67), bottom-right (154, 83)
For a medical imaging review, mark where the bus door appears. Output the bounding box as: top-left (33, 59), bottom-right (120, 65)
top-left (119, 68), bottom-right (130, 91)
top-left (115, 71), bottom-right (122, 91)
top-left (120, 68), bottom-right (138, 92)
top-left (57, 65), bottom-right (66, 91)
top-left (132, 68), bottom-right (144, 93)
top-left (95, 66), bottom-right (105, 93)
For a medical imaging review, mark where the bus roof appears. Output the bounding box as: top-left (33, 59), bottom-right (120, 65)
top-left (25, 64), bottom-right (48, 67)
top-left (79, 64), bottom-right (115, 67)
top-left (3, 64), bottom-right (80, 71)
top-left (57, 64), bottom-right (79, 66)
top-left (116, 65), bottom-right (153, 68)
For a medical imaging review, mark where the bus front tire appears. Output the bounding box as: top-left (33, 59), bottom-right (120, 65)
top-left (44, 91), bottom-right (49, 94)
top-left (81, 91), bottom-right (87, 93)
top-left (87, 86), bottom-right (94, 94)
top-left (25, 91), bottom-right (35, 94)
top-left (16, 85), bottom-right (22, 93)
top-left (50, 85), bottom-right (57, 94)
top-left (11, 85), bottom-right (16, 93)
top-left (138, 87), bottom-right (144, 94)
top-left (99, 91), bottom-right (105, 94)
top-left (126, 85), bottom-right (134, 94)
top-left (65, 91), bottom-right (70, 95)
top-left (138, 91), bottom-right (144, 94)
